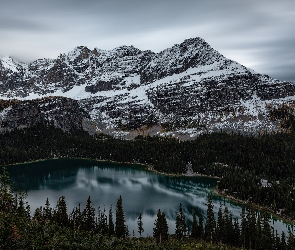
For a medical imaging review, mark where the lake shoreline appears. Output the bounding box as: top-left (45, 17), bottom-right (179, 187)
top-left (214, 187), bottom-right (295, 225)
top-left (4, 157), bottom-right (295, 226)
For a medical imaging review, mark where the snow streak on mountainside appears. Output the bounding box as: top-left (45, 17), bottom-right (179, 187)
top-left (1, 37), bottom-right (295, 138)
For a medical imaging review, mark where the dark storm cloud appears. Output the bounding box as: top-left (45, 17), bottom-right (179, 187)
top-left (0, 0), bottom-right (294, 81)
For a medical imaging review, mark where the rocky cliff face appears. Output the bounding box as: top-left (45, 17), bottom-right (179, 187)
top-left (1, 37), bottom-right (295, 138)
top-left (0, 97), bottom-right (90, 132)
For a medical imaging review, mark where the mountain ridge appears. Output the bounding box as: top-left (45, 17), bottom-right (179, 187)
top-left (1, 37), bottom-right (295, 139)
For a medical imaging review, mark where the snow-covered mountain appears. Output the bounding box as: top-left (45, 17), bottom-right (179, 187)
top-left (1, 37), bottom-right (295, 138)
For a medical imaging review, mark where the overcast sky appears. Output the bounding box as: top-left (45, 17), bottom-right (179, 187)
top-left (0, 0), bottom-right (294, 82)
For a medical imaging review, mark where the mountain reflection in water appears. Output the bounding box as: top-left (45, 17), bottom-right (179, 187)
top-left (7, 159), bottom-right (293, 236)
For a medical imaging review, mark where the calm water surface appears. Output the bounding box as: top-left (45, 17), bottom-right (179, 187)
top-left (7, 159), bottom-right (294, 236)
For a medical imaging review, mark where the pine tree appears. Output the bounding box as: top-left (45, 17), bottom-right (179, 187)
top-left (83, 196), bottom-right (95, 230)
top-left (0, 165), bottom-right (14, 213)
top-left (240, 206), bottom-right (247, 248)
top-left (137, 213), bottom-right (144, 237)
top-left (115, 195), bottom-right (126, 238)
top-left (43, 197), bottom-right (52, 221)
top-left (197, 208), bottom-right (204, 239)
top-left (281, 231), bottom-right (287, 250)
top-left (53, 196), bottom-right (68, 227)
top-left (191, 207), bottom-right (198, 239)
top-left (223, 206), bottom-right (234, 244)
top-left (215, 203), bottom-right (224, 243)
top-left (69, 203), bottom-right (83, 229)
top-left (204, 193), bottom-right (215, 242)
top-left (261, 212), bottom-right (273, 249)
top-left (233, 218), bottom-right (241, 247)
top-left (287, 230), bottom-right (295, 249)
top-left (33, 206), bottom-right (43, 222)
top-left (153, 209), bottom-right (169, 243)
top-left (108, 205), bottom-right (115, 237)
top-left (97, 206), bottom-right (108, 235)
top-left (275, 230), bottom-right (281, 250)
top-left (175, 203), bottom-right (186, 240)
top-left (16, 192), bottom-right (30, 220)
top-left (249, 208), bottom-right (258, 249)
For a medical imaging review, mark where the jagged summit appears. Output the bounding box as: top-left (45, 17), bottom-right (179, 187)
top-left (1, 37), bottom-right (295, 138)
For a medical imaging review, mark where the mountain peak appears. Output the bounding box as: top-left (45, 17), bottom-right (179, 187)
top-left (1, 37), bottom-right (295, 138)
top-left (0, 56), bottom-right (25, 72)
top-left (67, 46), bottom-right (92, 61)
top-left (111, 45), bottom-right (142, 57)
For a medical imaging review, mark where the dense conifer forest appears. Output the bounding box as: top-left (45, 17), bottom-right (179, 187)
top-left (1, 125), bottom-right (295, 248)
top-left (1, 125), bottom-right (295, 220)
top-left (1, 166), bottom-right (295, 249)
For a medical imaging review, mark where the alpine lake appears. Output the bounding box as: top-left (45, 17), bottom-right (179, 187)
top-left (6, 158), bottom-right (294, 237)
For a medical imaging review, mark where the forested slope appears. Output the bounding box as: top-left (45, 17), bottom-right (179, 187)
top-left (1, 125), bottom-right (295, 220)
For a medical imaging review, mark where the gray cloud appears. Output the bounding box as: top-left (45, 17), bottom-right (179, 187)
top-left (0, 0), bottom-right (294, 81)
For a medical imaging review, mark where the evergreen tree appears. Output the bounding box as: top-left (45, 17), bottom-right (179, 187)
top-left (33, 206), bottom-right (43, 222)
top-left (16, 192), bottom-right (30, 220)
top-left (223, 206), bottom-right (234, 244)
top-left (43, 197), bottom-right (52, 221)
top-left (53, 196), bottom-right (68, 227)
top-left (287, 230), bottom-right (295, 249)
top-left (191, 207), bottom-right (198, 239)
top-left (0, 166), bottom-right (14, 213)
top-left (204, 193), bottom-right (215, 242)
top-left (137, 213), bottom-right (144, 237)
top-left (240, 206), bottom-right (247, 248)
top-left (153, 209), bottom-right (169, 243)
top-left (108, 205), bottom-right (115, 237)
top-left (275, 230), bottom-right (281, 250)
top-left (261, 212), bottom-right (273, 249)
top-left (215, 203), bottom-right (224, 243)
top-left (69, 203), bottom-right (83, 229)
top-left (97, 206), bottom-right (108, 235)
top-left (249, 208), bottom-right (258, 249)
top-left (281, 231), bottom-right (287, 250)
top-left (115, 195), bottom-right (126, 238)
top-left (175, 203), bottom-right (186, 240)
top-left (197, 208), bottom-right (204, 239)
top-left (82, 196), bottom-right (95, 230)
top-left (233, 218), bottom-right (241, 247)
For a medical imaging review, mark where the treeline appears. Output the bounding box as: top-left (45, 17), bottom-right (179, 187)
top-left (1, 167), bottom-right (294, 249)
top-left (1, 124), bottom-right (295, 220)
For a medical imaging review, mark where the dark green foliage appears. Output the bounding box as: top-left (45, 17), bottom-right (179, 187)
top-left (287, 230), bottom-right (295, 249)
top-left (191, 208), bottom-right (198, 239)
top-left (53, 196), bottom-right (68, 227)
top-left (281, 231), bottom-right (287, 250)
top-left (153, 209), bottom-right (169, 243)
top-left (0, 166), bottom-right (14, 213)
top-left (2, 124), bottom-right (295, 248)
top-left (1, 165), bottom-right (295, 249)
top-left (115, 195), bottom-right (126, 239)
top-left (137, 213), bottom-right (144, 237)
top-left (216, 203), bottom-right (224, 243)
top-left (1, 125), bottom-right (295, 219)
top-left (97, 206), bottom-right (108, 235)
top-left (175, 203), bottom-right (187, 240)
top-left (108, 205), bottom-right (115, 237)
top-left (43, 197), bottom-right (52, 221)
top-left (204, 193), bottom-right (215, 242)
top-left (197, 209), bottom-right (204, 239)
top-left (83, 196), bottom-right (95, 231)
top-left (69, 203), bottom-right (83, 229)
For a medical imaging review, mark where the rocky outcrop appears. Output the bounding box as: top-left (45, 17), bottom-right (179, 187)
top-left (0, 97), bottom-right (90, 132)
top-left (0, 37), bottom-right (295, 138)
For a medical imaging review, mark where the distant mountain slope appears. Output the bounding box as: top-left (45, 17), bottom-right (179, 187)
top-left (1, 37), bottom-right (295, 138)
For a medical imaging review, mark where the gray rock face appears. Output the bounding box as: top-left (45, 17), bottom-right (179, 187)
top-left (0, 97), bottom-right (90, 132)
top-left (0, 37), bottom-right (295, 138)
